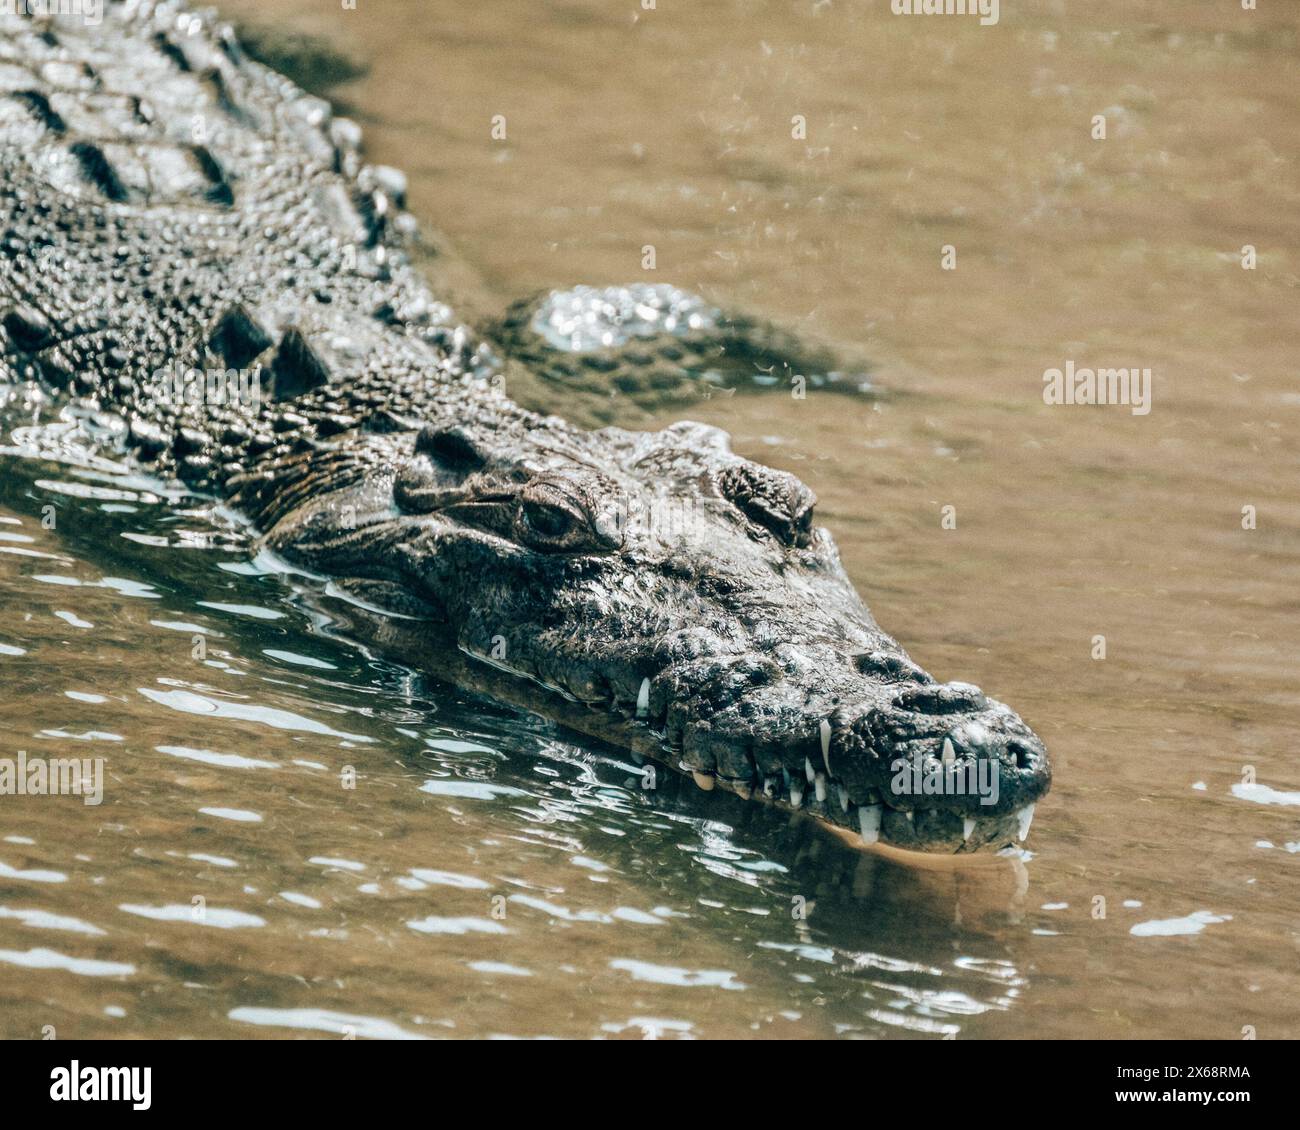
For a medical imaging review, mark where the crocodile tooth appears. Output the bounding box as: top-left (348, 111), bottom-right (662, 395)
top-left (789, 783), bottom-right (804, 809)
top-left (814, 772), bottom-right (827, 803)
top-left (804, 757), bottom-right (816, 785)
top-left (838, 784), bottom-right (850, 812)
top-left (941, 736), bottom-right (956, 764)
top-left (1016, 803), bottom-right (1036, 841)
top-left (963, 817), bottom-right (976, 842)
top-left (692, 771), bottom-right (714, 792)
top-left (858, 804), bottom-right (882, 845)
top-left (635, 677), bottom-right (650, 718)
top-left (781, 767), bottom-right (791, 790)
top-left (763, 775), bottom-right (778, 798)
top-left (819, 718), bottom-right (832, 773)
top-left (903, 811), bottom-right (914, 823)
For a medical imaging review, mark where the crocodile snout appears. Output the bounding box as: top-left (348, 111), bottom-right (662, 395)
top-left (636, 657), bottom-right (1050, 854)
top-left (822, 681), bottom-right (1051, 852)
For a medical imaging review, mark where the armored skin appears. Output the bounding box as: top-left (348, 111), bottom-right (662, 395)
top-left (0, 2), bottom-right (1050, 852)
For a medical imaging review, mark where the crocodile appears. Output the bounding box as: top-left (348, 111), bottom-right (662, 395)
top-left (0, 2), bottom-right (1050, 853)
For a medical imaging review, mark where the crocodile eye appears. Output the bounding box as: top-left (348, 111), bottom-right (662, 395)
top-left (522, 497), bottom-right (577, 540)
top-left (514, 479), bottom-right (622, 554)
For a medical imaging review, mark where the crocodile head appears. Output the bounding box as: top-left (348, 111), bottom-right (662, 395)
top-left (253, 410), bottom-right (1050, 854)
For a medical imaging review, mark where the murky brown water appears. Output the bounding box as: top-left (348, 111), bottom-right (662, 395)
top-left (1, 1), bottom-right (1297, 1039)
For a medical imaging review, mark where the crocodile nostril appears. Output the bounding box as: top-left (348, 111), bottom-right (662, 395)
top-left (1008, 741), bottom-right (1036, 770)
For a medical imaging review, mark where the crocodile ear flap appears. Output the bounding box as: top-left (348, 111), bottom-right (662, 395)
top-left (414, 424), bottom-right (487, 472)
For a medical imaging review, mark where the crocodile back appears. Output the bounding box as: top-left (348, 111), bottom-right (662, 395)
top-left (0, 1), bottom-right (488, 491)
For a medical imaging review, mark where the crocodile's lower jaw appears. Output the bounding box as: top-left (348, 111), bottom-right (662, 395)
top-left (573, 689), bottom-right (1040, 856)
top-left (627, 735), bottom-right (1035, 856)
top-left (322, 596), bottom-right (1038, 856)
top-left (698, 767), bottom-right (1036, 855)
top-left (672, 753), bottom-right (1035, 855)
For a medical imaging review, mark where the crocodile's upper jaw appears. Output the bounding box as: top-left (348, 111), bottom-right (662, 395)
top-left (253, 413), bottom-right (1051, 855)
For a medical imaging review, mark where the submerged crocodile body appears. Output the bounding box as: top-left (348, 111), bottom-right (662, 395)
top-left (0, 2), bottom-right (1050, 853)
